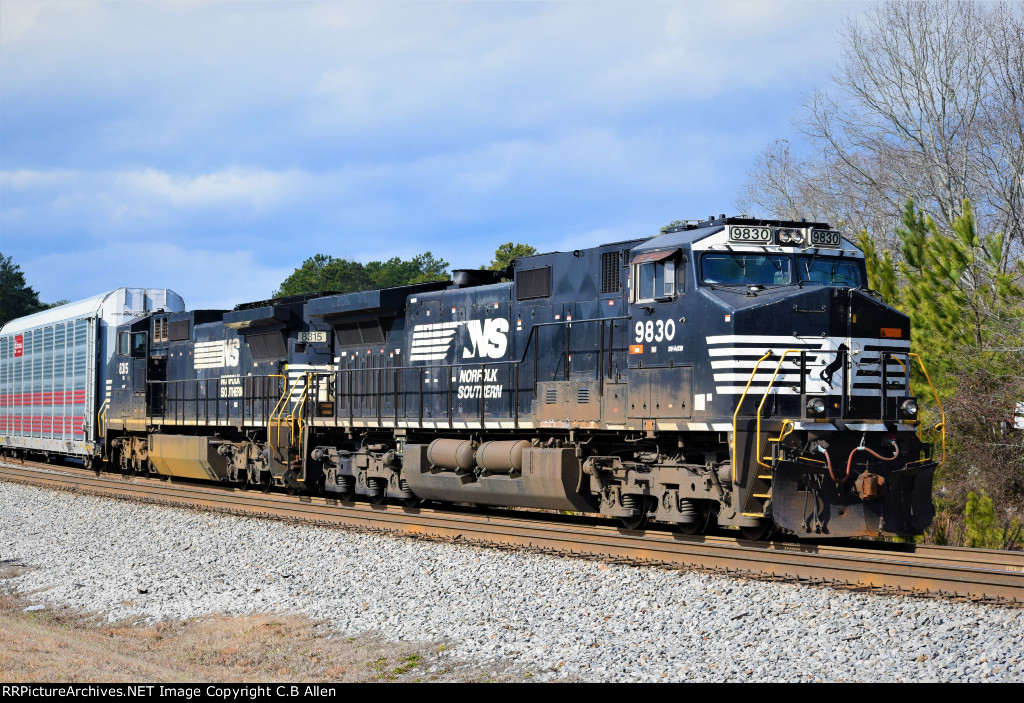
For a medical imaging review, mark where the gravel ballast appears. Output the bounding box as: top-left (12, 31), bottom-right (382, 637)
top-left (1, 480), bottom-right (1021, 682)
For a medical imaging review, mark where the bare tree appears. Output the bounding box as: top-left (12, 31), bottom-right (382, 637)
top-left (735, 140), bottom-right (808, 221)
top-left (976, 2), bottom-right (1024, 268)
top-left (738, 1), bottom-right (1024, 259)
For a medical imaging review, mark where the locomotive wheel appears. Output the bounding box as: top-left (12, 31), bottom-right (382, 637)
top-left (675, 504), bottom-right (713, 536)
top-left (620, 514), bottom-right (646, 530)
top-left (399, 479), bottom-right (419, 508)
top-left (619, 496), bottom-right (653, 530)
top-left (367, 477), bottom-right (388, 505)
top-left (619, 499), bottom-right (652, 530)
top-left (739, 521), bottom-right (778, 541)
top-left (620, 512), bottom-right (648, 531)
top-left (334, 476), bottom-right (355, 502)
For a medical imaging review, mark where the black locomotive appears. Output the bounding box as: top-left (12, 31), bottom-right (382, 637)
top-left (90, 216), bottom-right (944, 538)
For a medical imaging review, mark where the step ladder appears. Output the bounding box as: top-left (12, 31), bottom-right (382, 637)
top-left (742, 421), bottom-right (793, 518)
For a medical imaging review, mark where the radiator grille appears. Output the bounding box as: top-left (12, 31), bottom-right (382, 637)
top-left (168, 320), bottom-right (190, 342)
top-left (516, 267), bottom-right (551, 300)
top-left (601, 251), bottom-right (621, 294)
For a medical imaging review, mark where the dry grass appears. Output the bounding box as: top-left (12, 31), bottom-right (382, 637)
top-left (0, 562), bottom-right (530, 683)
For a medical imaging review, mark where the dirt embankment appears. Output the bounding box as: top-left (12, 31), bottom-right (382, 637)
top-left (0, 562), bottom-right (530, 683)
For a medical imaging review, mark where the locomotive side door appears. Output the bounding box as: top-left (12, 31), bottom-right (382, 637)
top-left (130, 330), bottom-right (148, 419)
top-left (625, 248), bottom-right (691, 420)
top-left (598, 247), bottom-right (632, 424)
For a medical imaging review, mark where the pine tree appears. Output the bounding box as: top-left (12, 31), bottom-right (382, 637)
top-left (0, 253), bottom-right (47, 327)
top-left (860, 200), bottom-right (1024, 396)
top-left (274, 252), bottom-right (450, 298)
top-left (489, 243), bottom-right (537, 271)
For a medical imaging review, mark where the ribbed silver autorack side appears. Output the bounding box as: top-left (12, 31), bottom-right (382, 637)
top-left (0, 288), bottom-right (185, 457)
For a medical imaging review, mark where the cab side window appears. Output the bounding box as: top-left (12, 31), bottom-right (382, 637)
top-left (631, 251), bottom-right (682, 303)
top-left (131, 332), bottom-right (147, 357)
top-left (118, 331), bottom-right (131, 356)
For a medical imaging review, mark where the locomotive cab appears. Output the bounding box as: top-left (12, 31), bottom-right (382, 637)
top-left (623, 216), bottom-right (942, 537)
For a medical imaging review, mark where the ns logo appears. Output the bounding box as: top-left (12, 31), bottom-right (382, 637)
top-left (463, 318), bottom-right (509, 359)
top-left (409, 317), bottom-right (509, 362)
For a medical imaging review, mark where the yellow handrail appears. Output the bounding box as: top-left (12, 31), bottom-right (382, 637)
top-left (98, 400), bottom-right (108, 438)
top-left (754, 350), bottom-right (803, 469)
top-left (775, 418), bottom-right (795, 445)
top-left (733, 347), bottom-right (946, 483)
top-left (284, 373), bottom-right (311, 449)
top-left (888, 355), bottom-right (925, 445)
top-left (889, 355), bottom-right (913, 398)
top-left (267, 374), bottom-right (289, 453)
top-left (908, 353), bottom-right (946, 467)
top-left (732, 351), bottom-right (772, 484)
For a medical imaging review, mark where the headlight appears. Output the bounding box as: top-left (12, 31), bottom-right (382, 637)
top-left (777, 229), bottom-right (804, 245)
top-left (806, 397), bottom-right (826, 416)
top-left (900, 398), bottom-right (918, 417)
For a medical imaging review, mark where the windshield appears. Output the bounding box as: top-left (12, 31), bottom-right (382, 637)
top-left (701, 254), bottom-right (791, 286)
top-left (798, 256), bottom-right (864, 287)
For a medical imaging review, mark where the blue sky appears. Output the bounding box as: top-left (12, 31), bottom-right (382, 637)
top-left (1, 0), bottom-right (862, 309)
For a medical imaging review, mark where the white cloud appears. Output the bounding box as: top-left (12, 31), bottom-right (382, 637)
top-left (1, 2), bottom-right (853, 148)
top-left (23, 241), bottom-right (292, 310)
top-left (0, 169), bottom-right (81, 189)
top-left (555, 224), bottom-right (650, 254)
top-left (0, 120), bottom-right (750, 277)
top-left (115, 168), bottom-right (319, 210)
top-left (1, 1), bottom-right (865, 307)
top-left (0, 1), bottom-right (45, 47)
top-left (0, 166), bottom-right (328, 231)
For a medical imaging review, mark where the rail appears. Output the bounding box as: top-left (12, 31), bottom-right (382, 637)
top-left (3, 460), bottom-right (1022, 604)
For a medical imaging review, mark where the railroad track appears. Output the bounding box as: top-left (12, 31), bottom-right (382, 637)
top-left (2, 459), bottom-right (1023, 604)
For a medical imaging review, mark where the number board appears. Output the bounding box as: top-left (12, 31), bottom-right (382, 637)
top-left (298, 331), bottom-right (328, 343)
top-left (809, 229), bottom-right (842, 247)
top-left (727, 225), bottom-right (772, 243)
